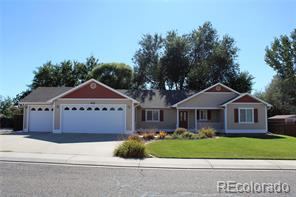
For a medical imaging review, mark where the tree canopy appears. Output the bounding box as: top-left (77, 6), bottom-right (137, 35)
top-left (89, 63), bottom-right (133, 89)
top-left (259, 28), bottom-right (296, 116)
top-left (133, 22), bottom-right (253, 92)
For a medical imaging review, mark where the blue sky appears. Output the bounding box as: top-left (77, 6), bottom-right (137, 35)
top-left (1, 0), bottom-right (295, 98)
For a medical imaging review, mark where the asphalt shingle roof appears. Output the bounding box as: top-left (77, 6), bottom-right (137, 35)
top-left (20, 87), bottom-right (195, 107)
top-left (20, 87), bottom-right (73, 103)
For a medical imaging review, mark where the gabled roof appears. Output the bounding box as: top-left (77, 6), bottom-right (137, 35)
top-left (172, 83), bottom-right (239, 107)
top-left (20, 87), bottom-right (72, 103)
top-left (47, 79), bottom-right (139, 103)
top-left (118, 89), bottom-right (194, 108)
top-left (221, 93), bottom-right (272, 107)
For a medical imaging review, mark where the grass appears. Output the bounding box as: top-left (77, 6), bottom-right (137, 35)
top-left (146, 135), bottom-right (296, 159)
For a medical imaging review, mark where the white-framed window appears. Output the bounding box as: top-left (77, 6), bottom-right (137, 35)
top-left (146, 109), bottom-right (160, 122)
top-left (239, 108), bottom-right (254, 124)
top-left (199, 110), bottom-right (208, 121)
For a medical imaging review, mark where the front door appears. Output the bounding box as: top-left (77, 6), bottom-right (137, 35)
top-left (179, 111), bottom-right (188, 129)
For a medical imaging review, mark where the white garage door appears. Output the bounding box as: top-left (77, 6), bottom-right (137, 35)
top-left (61, 104), bottom-right (125, 133)
top-left (29, 106), bottom-right (53, 132)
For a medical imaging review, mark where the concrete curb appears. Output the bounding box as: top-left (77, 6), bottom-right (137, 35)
top-left (1, 152), bottom-right (296, 170)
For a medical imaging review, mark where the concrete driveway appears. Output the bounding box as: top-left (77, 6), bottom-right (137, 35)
top-left (0, 132), bottom-right (126, 157)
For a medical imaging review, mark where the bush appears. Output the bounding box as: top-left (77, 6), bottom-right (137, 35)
top-left (164, 135), bottom-right (173, 140)
top-left (128, 134), bottom-right (142, 142)
top-left (174, 128), bottom-right (187, 135)
top-left (197, 132), bottom-right (206, 139)
top-left (158, 131), bottom-right (167, 139)
top-left (181, 131), bottom-right (195, 139)
top-left (114, 140), bottom-right (146, 158)
top-left (143, 132), bottom-right (155, 141)
top-left (198, 127), bottom-right (216, 138)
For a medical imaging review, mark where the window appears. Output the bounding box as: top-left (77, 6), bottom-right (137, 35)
top-left (44, 108), bottom-right (49, 111)
top-left (37, 108), bottom-right (43, 111)
top-left (31, 108), bottom-right (36, 111)
top-left (117, 107), bottom-right (123, 111)
top-left (199, 110), bottom-right (208, 121)
top-left (102, 107), bottom-right (107, 111)
top-left (110, 107), bottom-right (115, 111)
top-left (146, 109), bottom-right (159, 122)
top-left (94, 107), bottom-right (100, 111)
top-left (64, 107), bottom-right (69, 111)
top-left (87, 107), bottom-right (92, 111)
top-left (239, 108), bottom-right (253, 123)
top-left (79, 107), bottom-right (85, 111)
top-left (72, 107), bottom-right (77, 111)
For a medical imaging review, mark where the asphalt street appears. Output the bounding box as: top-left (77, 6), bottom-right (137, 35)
top-left (0, 161), bottom-right (295, 197)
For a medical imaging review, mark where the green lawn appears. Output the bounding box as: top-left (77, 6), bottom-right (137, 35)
top-left (146, 135), bottom-right (296, 159)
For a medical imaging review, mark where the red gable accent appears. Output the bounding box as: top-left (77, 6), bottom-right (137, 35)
top-left (233, 95), bottom-right (260, 103)
top-left (205, 84), bottom-right (232, 92)
top-left (62, 82), bottom-right (125, 99)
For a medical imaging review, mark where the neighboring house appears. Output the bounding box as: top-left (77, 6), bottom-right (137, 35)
top-left (19, 79), bottom-right (271, 134)
top-left (268, 115), bottom-right (296, 124)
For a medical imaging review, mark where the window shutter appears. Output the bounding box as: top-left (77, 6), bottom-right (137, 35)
top-left (142, 109), bottom-right (145, 121)
top-left (254, 108), bottom-right (258, 123)
top-left (160, 110), bottom-right (164, 121)
top-left (196, 110), bottom-right (199, 120)
top-left (234, 108), bottom-right (238, 123)
top-left (207, 110), bottom-right (211, 120)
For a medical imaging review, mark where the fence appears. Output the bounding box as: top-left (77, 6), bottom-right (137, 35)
top-left (0, 115), bottom-right (23, 131)
top-left (268, 121), bottom-right (296, 137)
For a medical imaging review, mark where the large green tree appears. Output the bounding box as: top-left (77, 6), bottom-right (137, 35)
top-left (133, 22), bottom-right (253, 92)
top-left (263, 29), bottom-right (296, 115)
top-left (161, 31), bottom-right (190, 90)
top-left (133, 34), bottom-right (164, 89)
top-left (90, 63), bottom-right (133, 89)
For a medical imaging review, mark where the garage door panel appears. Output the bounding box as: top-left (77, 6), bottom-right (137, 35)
top-left (61, 104), bottom-right (125, 133)
top-left (29, 106), bottom-right (53, 132)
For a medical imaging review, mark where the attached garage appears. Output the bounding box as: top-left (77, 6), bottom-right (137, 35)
top-left (28, 105), bottom-right (53, 132)
top-left (61, 104), bottom-right (126, 133)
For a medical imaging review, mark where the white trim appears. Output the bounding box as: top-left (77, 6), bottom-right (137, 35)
top-left (52, 102), bottom-right (55, 133)
top-left (176, 107), bottom-right (222, 109)
top-left (222, 93), bottom-right (272, 107)
top-left (145, 109), bottom-right (160, 122)
top-left (225, 129), bottom-right (267, 134)
top-left (265, 105), bottom-right (268, 131)
top-left (176, 108), bottom-right (179, 128)
top-left (131, 102), bottom-right (135, 132)
top-left (238, 107), bottom-right (254, 124)
top-left (224, 107), bottom-right (227, 131)
top-left (194, 109), bottom-right (197, 131)
top-left (47, 79), bottom-right (139, 104)
top-left (19, 102), bottom-right (51, 105)
top-left (173, 83), bottom-right (240, 107)
top-left (58, 98), bottom-right (129, 101)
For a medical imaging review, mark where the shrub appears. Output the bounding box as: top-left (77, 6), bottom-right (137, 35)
top-left (164, 135), bottom-right (173, 140)
top-left (158, 131), bottom-right (167, 139)
top-left (114, 140), bottom-right (146, 158)
top-left (128, 134), bottom-right (142, 142)
top-left (174, 128), bottom-right (187, 135)
top-left (181, 131), bottom-right (195, 139)
top-left (171, 132), bottom-right (182, 139)
top-left (197, 132), bottom-right (207, 139)
top-left (143, 132), bottom-right (155, 141)
top-left (198, 127), bottom-right (216, 138)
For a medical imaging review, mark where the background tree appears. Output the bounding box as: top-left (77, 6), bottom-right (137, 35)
top-left (161, 31), bottom-right (190, 90)
top-left (90, 63), bottom-right (133, 89)
top-left (262, 29), bottom-right (296, 115)
top-left (133, 34), bottom-right (164, 89)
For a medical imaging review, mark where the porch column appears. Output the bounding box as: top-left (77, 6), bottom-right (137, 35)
top-left (132, 102), bottom-right (135, 133)
top-left (176, 108), bottom-right (179, 128)
top-left (224, 107), bottom-right (227, 132)
top-left (195, 109), bottom-right (197, 131)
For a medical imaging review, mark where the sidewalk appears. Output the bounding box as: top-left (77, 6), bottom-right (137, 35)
top-left (1, 152), bottom-right (296, 170)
